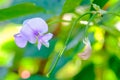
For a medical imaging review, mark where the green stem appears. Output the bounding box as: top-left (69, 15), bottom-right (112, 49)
top-left (46, 12), bottom-right (93, 77)
top-left (46, 47), bottom-right (66, 77)
top-left (65, 12), bottom-right (94, 45)
top-left (84, 13), bottom-right (97, 37)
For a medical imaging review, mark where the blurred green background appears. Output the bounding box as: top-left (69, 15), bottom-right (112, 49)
top-left (0, 0), bottom-right (120, 80)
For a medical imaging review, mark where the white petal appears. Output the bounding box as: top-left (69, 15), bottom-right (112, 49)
top-left (78, 38), bottom-right (92, 60)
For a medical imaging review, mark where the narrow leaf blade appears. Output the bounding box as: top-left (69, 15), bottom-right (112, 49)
top-left (0, 3), bottom-right (45, 21)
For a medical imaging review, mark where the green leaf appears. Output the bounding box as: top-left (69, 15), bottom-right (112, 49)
top-left (24, 39), bottom-right (57, 59)
top-left (92, 0), bottom-right (108, 8)
top-left (62, 0), bottom-right (82, 13)
top-left (90, 0), bottom-right (108, 12)
top-left (50, 55), bottom-right (71, 77)
top-left (0, 67), bottom-right (7, 80)
top-left (73, 63), bottom-right (95, 80)
top-left (0, 3), bottom-right (45, 21)
top-left (92, 4), bottom-right (101, 10)
top-left (66, 29), bottom-right (84, 50)
top-left (108, 55), bottom-right (120, 79)
top-left (105, 35), bottom-right (120, 55)
top-left (25, 75), bottom-right (54, 80)
top-left (101, 26), bottom-right (120, 37)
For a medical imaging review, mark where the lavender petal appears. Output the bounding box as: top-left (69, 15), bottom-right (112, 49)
top-left (41, 33), bottom-right (53, 42)
top-left (14, 33), bottom-right (27, 48)
top-left (37, 42), bottom-right (42, 50)
top-left (42, 42), bottom-right (49, 47)
top-left (21, 23), bottom-right (36, 43)
top-left (23, 18), bottom-right (48, 34)
top-left (38, 33), bottom-right (53, 48)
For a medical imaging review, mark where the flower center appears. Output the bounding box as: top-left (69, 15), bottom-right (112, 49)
top-left (34, 31), bottom-right (39, 36)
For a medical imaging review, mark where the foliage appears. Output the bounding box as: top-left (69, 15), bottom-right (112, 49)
top-left (0, 0), bottom-right (120, 80)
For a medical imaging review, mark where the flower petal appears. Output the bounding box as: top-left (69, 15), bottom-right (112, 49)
top-left (42, 42), bottom-right (49, 47)
top-left (38, 38), bottom-right (50, 48)
top-left (78, 51), bottom-right (91, 60)
top-left (21, 23), bottom-right (36, 43)
top-left (38, 33), bottom-right (53, 48)
top-left (41, 33), bottom-right (53, 42)
top-left (14, 33), bottom-right (27, 48)
top-left (23, 18), bottom-right (48, 34)
top-left (37, 42), bottom-right (42, 50)
top-left (78, 38), bottom-right (92, 60)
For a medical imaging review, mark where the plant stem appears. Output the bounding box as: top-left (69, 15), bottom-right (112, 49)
top-left (84, 13), bottom-right (97, 37)
top-left (46, 12), bottom-right (93, 77)
top-left (46, 47), bottom-right (66, 77)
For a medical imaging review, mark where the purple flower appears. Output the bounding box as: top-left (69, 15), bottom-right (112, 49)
top-left (14, 18), bottom-right (53, 50)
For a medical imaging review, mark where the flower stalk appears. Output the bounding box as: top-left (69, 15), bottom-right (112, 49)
top-left (46, 12), bottom-right (94, 77)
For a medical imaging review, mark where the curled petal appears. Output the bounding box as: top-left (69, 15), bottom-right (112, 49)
top-left (23, 18), bottom-right (48, 34)
top-left (78, 45), bottom-right (92, 60)
top-left (14, 33), bottom-right (27, 48)
top-left (21, 23), bottom-right (36, 43)
top-left (78, 38), bottom-right (92, 60)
